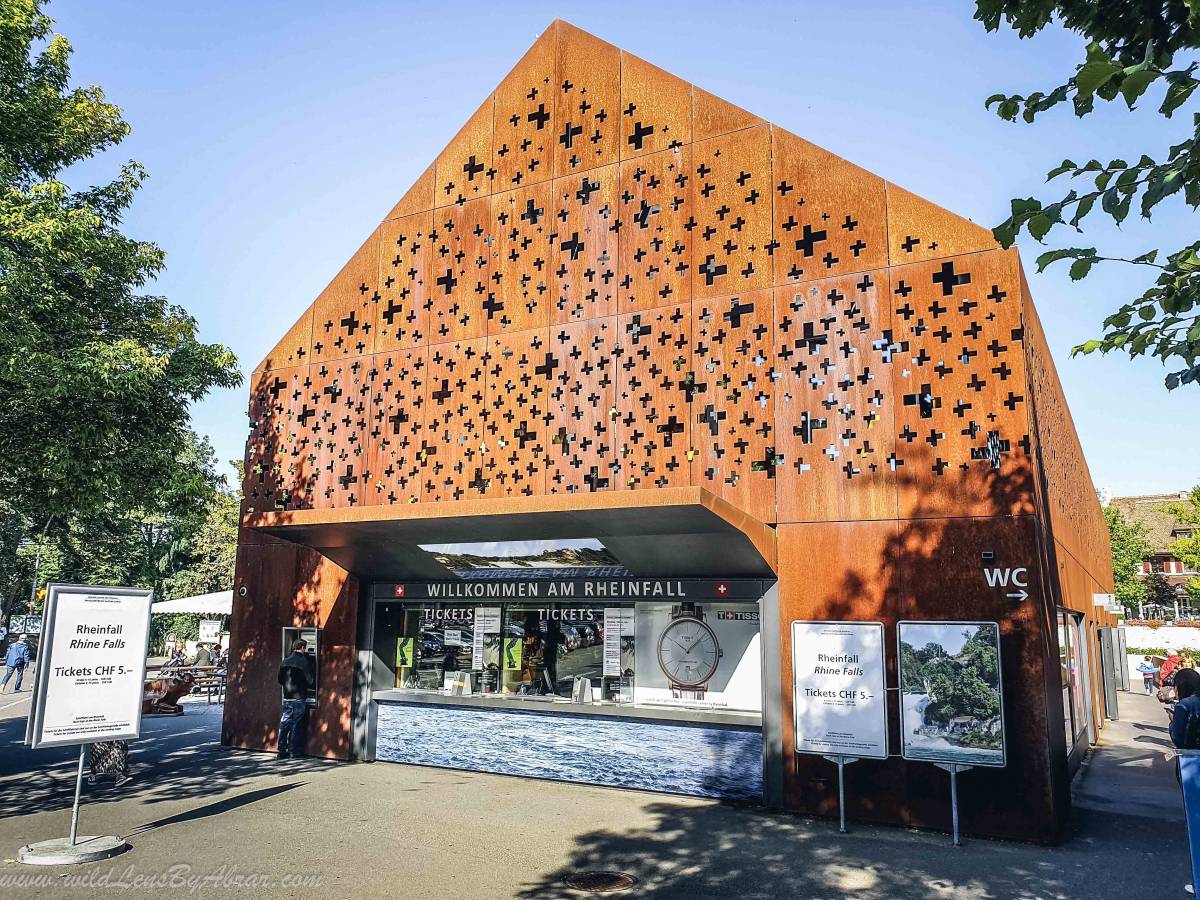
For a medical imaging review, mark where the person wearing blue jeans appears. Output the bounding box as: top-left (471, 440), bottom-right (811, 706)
top-left (1, 635), bottom-right (31, 693)
top-left (276, 638), bottom-right (313, 758)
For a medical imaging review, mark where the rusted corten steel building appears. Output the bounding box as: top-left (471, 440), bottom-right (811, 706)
top-left (225, 21), bottom-right (1116, 843)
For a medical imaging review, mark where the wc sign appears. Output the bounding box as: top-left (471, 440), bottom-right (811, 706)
top-left (984, 566), bottom-right (1029, 601)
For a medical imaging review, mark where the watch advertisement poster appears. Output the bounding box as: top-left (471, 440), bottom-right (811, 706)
top-left (634, 602), bottom-right (761, 710)
top-left (791, 621), bottom-right (887, 759)
top-left (897, 621), bottom-right (1006, 767)
top-left (26, 584), bottom-right (154, 749)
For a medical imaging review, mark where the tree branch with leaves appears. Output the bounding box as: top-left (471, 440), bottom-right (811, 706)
top-left (977, 0), bottom-right (1200, 388)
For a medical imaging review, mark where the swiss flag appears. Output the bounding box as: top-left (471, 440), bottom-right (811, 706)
top-left (393, 584), bottom-right (406, 598)
top-left (714, 580), bottom-right (730, 597)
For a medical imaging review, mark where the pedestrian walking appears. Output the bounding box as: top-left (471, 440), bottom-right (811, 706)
top-left (1138, 656), bottom-right (1160, 694)
top-left (1, 634), bottom-right (32, 693)
top-left (276, 638), bottom-right (313, 758)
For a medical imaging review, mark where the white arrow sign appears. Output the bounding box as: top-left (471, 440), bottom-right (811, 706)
top-left (985, 567), bottom-right (1029, 600)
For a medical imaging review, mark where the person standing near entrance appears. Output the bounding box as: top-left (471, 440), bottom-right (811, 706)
top-left (1, 635), bottom-right (31, 693)
top-left (277, 638), bottom-right (313, 758)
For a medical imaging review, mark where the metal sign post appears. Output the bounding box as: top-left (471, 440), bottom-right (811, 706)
top-left (17, 583), bottom-right (152, 866)
top-left (934, 763), bottom-right (973, 846)
top-left (68, 745), bottom-right (85, 846)
top-left (822, 755), bottom-right (859, 833)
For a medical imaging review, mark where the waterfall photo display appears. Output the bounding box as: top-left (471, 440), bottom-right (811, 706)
top-left (897, 621), bottom-right (1006, 767)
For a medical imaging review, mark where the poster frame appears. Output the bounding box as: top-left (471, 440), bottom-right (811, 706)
top-left (26, 583), bottom-right (154, 750)
top-left (790, 620), bottom-right (888, 761)
top-left (896, 619), bottom-right (1007, 769)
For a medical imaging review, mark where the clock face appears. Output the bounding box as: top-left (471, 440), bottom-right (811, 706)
top-left (657, 618), bottom-right (720, 688)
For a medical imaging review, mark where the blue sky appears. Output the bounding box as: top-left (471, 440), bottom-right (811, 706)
top-left (49, 0), bottom-right (1199, 497)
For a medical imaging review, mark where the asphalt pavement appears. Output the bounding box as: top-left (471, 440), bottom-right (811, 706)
top-left (0, 687), bottom-right (1190, 899)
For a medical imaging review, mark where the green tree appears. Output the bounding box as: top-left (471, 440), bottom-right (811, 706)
top-left (1104, 504), bottom-right (1152, 610)
top-left (0, 1), bottom-right (240, 536)
top-left (48, 431), bottom-right (225, 595)
top-left (975, 1), bottom-right (1200, 389)
top-left (1144, 571), bottom-right (1178, 606)
top-left (0, 431), bottom-right (240, 628)
top-left (1165, 486), bottom-right (1200, 602)
top-left (899, 627), bottom-right (1001, 727)
top-left (148, 613), bottom-right (204, 656)
top-left (161, 485), bottom-right (238, 601)
top-left (0, 500), bottom-right (61, 623)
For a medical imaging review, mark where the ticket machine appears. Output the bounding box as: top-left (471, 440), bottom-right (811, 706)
top-left (281, 626), bottom-right (320, 707)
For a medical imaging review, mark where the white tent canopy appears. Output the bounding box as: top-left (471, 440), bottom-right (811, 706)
top-left (150, 590), bottom-right (232, 616)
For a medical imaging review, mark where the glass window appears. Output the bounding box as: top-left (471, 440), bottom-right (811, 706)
top-left (372, 603), bottom-right (483, 692)
top-left (1058, 612), bottom-right (1074, 752)
top-left (500, 604), bottom-right (612, 698)
top-left (416, 604), bottom-right (476, 690)
top-left (634, 601), bottom-right (761, 712)
top-left (1066, 614), bottom-right (1090, 744)
top-left (372, 601), bottom-right (427, 690)
top-left (373, 597), bottom-right (763, 714)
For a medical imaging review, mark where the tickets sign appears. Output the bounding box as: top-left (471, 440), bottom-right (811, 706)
top-left (26, 584), bottom-right (154, 749)
top-left (791, 621), bottom-right (888, 760)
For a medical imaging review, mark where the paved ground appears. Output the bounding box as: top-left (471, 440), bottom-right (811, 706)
top-left (0, 685), bottom-right (1190, 899)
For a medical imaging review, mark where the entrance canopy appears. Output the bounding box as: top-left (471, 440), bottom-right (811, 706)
top-left (151, 591), bottom-right (232, 615)
top-left (247, 487), bottom-right (777, 582)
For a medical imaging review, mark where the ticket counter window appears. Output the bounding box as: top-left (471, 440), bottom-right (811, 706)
top-left (374, 603), bottom-right (479, 691)
top-left (500, 604), bottom-right (616, 699)
top-left (373, 598), bottom-right (759, 711)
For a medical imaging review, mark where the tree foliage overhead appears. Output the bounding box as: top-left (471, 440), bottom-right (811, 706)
top-left (0, 1), bottom-right (240, 524)
top-left (1103, 504), bottom-right (1152, 609)
top-left (975, 0), bottom-right (1200, 389)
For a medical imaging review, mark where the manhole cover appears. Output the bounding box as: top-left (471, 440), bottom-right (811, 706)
top-left (563, 871), bottom-right (639, 893)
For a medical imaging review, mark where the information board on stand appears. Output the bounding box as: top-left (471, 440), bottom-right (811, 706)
top-left (791, 621), bottom-right (888, 759)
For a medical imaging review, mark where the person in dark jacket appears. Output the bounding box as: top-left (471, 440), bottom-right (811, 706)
top-left (277, 639), bottom-right (313, 758)
top-left (1170, 668), bottom-right (1200, 750)
top-left (192, 643), bottom-right (213, 667)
